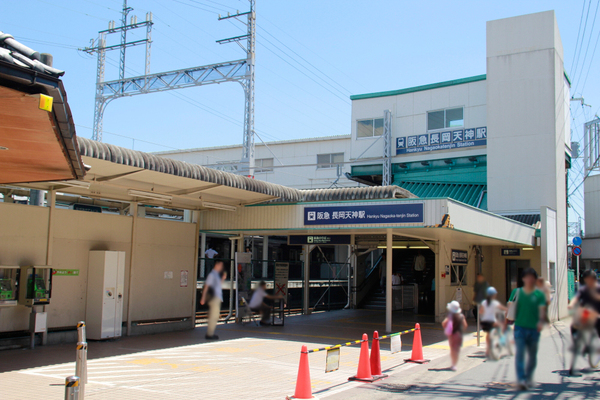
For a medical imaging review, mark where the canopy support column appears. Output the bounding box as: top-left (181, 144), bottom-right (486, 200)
top-left (386, 229), bottom-right (393, 333)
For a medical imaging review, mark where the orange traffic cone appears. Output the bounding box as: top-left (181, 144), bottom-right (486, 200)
top-left (370, 331), bottom-right (388, 379)
top-left (287, 345), bottom-right (317, 399)
top-left (349, 333), bottom-right (380, 382)
top-left (405, 323), bottom-right (429, 364)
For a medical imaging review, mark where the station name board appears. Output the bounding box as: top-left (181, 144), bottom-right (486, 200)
top-left (396, 127), bottom-right (487, 155)
top-left (289, 235), bottom-right (352, 245)
top-left (304, 203), bottom-right (424, 226)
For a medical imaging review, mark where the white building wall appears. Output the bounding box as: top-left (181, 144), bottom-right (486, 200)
top-left (486, 10), bottom-right (568, 318)
top-left (584, 174), bottom-right (600, 238)
top-left (350, 80), bottom-right (488, 165)
top-left (157, 136), bottom-right (357, 190)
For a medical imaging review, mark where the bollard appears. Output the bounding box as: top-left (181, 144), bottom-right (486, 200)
top-left (65, 376), bottom-right (80, 400)
top-left (75, 342), bottom-right (87, 398)
top-left (77, 321), bottom-right (86, 343)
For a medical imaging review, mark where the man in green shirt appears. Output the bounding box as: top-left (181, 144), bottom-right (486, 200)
top-left (508, 268), bottom-right (547, 390)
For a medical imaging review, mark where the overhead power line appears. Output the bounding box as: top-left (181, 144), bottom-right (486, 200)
top-left (572, 0), bottom-right (593, 85)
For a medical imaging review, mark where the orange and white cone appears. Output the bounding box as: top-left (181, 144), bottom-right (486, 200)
top-left (287, 345), bottom-right (318, 399)
top-left (405, 323), bottom-right (429, 363)
top-left (349, 333), bottom-right (382, 382)
top-left (370, 331), bottom-right (388, 379)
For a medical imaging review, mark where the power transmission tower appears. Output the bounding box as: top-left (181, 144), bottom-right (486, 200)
top-left (382, 109), bottom-right (392, 186)
top-left (81, 0), bottom-right (256, 176)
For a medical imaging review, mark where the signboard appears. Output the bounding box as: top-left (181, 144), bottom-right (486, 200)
top-left (52, 269), bottom-right (79, 276)
top-left (451, 250), bottom-right (468, 264)
top-left (289, 235), bottom-right (351, 246)
top-left (325, 347), bottom-right (340, 373)
top-left (573, 236), bottom-right (582, 246)
top-left (501, 249), bottom-right (521, 257)
top-left (72, 203), bottom-right (102, 213)
top-left (390, 335), bottom-right (402, 354)
top-left (274, 262), bottom-right (289, 299)
top-left (396, 127), bottom-right (487, 155)
top-left (304, 203), bottom-right (424, 226)
top-left (180, 270), bottom-right (188, 287)
top-left (573, 246), bottom-right (582, 257)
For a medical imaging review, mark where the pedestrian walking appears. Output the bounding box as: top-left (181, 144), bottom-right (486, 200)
top-left (508, 268), bottom-right (547, 390)
top-left (200, 261), bottom-right (226, 340)
top-left (473, 273), bottom-right (488, 319)
top-left (442, 300), bottom-right (468, 371)
top-left (479, 286), bottom-right (506, 358)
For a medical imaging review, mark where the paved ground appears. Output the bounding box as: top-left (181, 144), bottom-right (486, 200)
top-left (325, 319), bottom-right (600, 400)
top-left (3, 310), bottom-right (595, 399)
top-left (0, 310), bottom-right (453, 399)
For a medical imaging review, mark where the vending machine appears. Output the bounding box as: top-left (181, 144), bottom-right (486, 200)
top-left (0, 266), bottom-right (19, 307)
top-left (86, 251), bottom-right (126, 340)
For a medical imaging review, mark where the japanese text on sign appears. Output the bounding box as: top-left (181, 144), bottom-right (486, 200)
top-left (397, 127), bottom-right (487, 155)
top-left (304, 203), bottom-right (424, 226)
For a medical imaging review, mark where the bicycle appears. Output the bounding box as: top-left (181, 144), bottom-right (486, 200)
top-left (569, 307), bottom-right (600, 375)
top-left (489, 322), bottom-right (515, 360)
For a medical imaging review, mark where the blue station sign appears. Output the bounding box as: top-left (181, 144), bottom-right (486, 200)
top-left (304, 203), bottom-right (424, 226)
top-left (396, 127), bottom-right (487, 155)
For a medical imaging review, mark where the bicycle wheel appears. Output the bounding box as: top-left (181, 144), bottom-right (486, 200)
top-left (489, 329), bottom-right (501, 361)
top-left (588, 333), bottom-right (600, 369)
top-left (505, 326), bottom-right (515, 356)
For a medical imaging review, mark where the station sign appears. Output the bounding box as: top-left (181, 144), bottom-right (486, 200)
top-left (501, 248), bottom-right (521, 256)
top-left (396, 127), bottom-right (487, 155)
top-left (451, 249), bottom-right (468, 264)
top-left (289, 235), bottom-right (352, 245)
top-left (304, 203), bottom-right (424, 226)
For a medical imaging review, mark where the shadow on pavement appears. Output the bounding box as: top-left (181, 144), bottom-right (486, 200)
top-left (400, 380), bottom-right (600, 399)
top-left (0, 309), bottom-right (471, 373)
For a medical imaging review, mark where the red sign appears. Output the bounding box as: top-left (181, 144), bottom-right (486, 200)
top-left (573, 246), bottom-right (582, 256)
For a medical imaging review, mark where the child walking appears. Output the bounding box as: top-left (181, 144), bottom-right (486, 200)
top-left (479, 286), bottom-right (507, 358)
top-left (442, 300), bottom-right (468, 371)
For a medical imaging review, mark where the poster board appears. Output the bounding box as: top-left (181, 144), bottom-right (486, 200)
top-left (274, 262), bottom-right (289, 301)
top-left (325, 347), bottom-right (340, 373)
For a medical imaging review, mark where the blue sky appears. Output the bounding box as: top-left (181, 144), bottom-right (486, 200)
top-left (1, 0), bottom-right (598, 229)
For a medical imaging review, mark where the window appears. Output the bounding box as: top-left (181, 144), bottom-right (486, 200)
top-left (317, 153), bottom-right (344, 169)
top-left (427, 107), bottom-right (464, 131)
top-left (451, 264), bottom-right (467, 286)
top-left (357, 118), bottom-right (384, 138)
top-left (255, 158), bottom-right (274, 173)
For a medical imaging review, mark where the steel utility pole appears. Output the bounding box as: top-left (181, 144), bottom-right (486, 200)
top-left (382, 110), bottom-right (392, 186)
top-left (81, 0), bottom-right (256, 176)
top-left (217, 0), bottom-right (256, 176)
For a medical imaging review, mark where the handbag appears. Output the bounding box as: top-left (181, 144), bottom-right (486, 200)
top-left (444, 318), bottom-right (454, 336)
top-left (506, 288), bottom-right (520, 321)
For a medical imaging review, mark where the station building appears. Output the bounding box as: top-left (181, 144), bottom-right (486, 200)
top-left (0, 10), bottom-right (571, 344)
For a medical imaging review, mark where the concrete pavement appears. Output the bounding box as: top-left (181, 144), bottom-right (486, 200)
top-left (3, 311), bottom-right (594, 399)
top-left (325, 320), bottom-right (600, 399)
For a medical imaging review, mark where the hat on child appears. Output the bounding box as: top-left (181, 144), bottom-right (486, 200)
top-left (446, 300), bottom-right (461, 314)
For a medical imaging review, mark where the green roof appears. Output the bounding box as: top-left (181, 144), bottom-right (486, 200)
top-left (564, 71), bottom-right (572, 86)
top-left (350, 75), bottom-right (487, 101)
top-left (395, 181), bottom-right (487, 209)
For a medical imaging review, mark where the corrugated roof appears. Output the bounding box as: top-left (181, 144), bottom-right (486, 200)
top-left (395, 181), bottom-right (487, 209)
top-left (79, 137), bottom-right (416, 204)
top-left (0, 32), bottom-right (65, 77)
top-left (274, 185), bottom-right (417, 203)
top-left (502, 214), bottom-right (541, 226)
